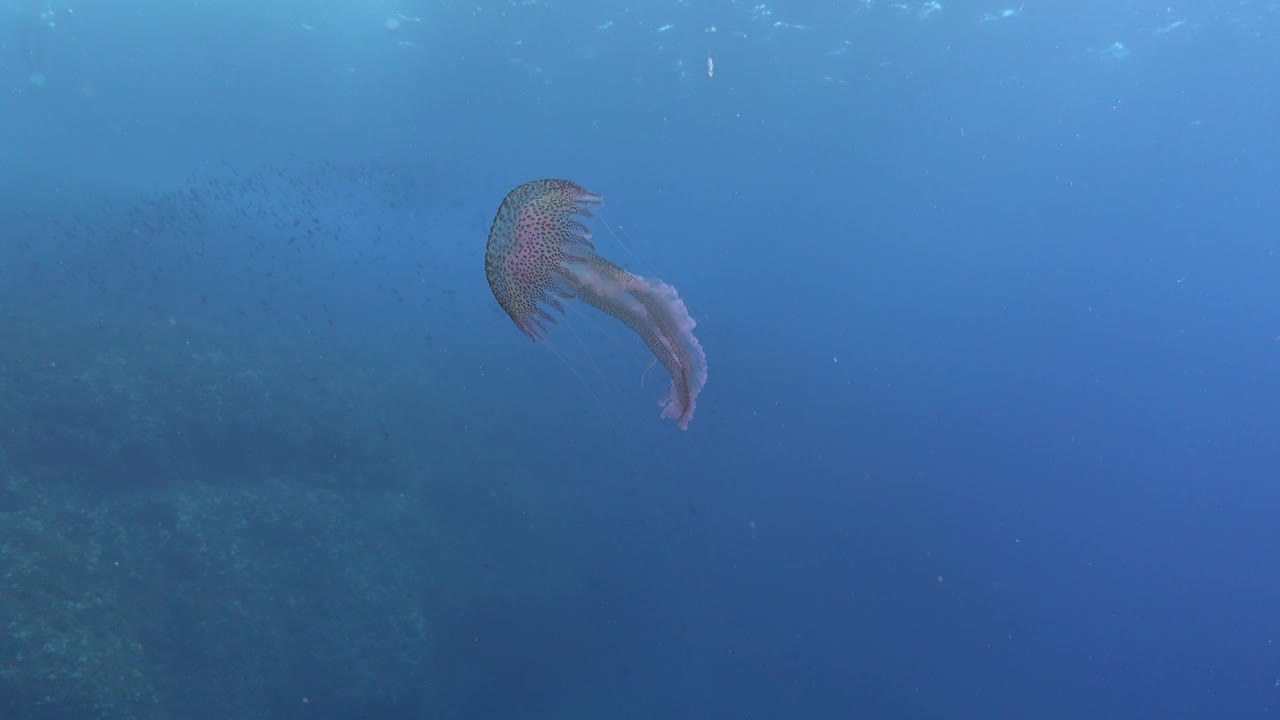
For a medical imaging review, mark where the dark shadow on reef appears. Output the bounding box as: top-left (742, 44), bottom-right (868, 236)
top-left (0, 308), bottom-right (579, 720)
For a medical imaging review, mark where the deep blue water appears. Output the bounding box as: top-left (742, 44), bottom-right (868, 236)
top-left (2, 0), bottom-right (1278, 718)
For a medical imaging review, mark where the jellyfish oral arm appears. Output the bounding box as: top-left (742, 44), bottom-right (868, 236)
top-left (571, 259), bottom-right (707, 430)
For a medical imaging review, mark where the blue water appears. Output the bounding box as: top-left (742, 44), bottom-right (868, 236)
top-left (2, 1), bottom-right (1278, 718)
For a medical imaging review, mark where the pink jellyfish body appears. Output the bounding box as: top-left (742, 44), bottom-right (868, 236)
top-left (485, 179), bottom-right (708, 430)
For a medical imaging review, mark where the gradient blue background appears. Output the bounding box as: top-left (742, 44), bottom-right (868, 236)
top-left (2, 0), bottom-right (1278, 717)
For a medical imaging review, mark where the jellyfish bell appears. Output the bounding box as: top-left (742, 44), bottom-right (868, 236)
top-left (486, 179), bottom-right (708, 430)
top-left (385, 16), bottom-right (401, 31)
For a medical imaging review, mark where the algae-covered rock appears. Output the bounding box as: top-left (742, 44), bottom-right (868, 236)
top-left (0, 476), bottom-right (159, 720)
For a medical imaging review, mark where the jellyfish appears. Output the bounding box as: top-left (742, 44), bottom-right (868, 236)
top-left (485, 179), bottom-right (708, 430)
